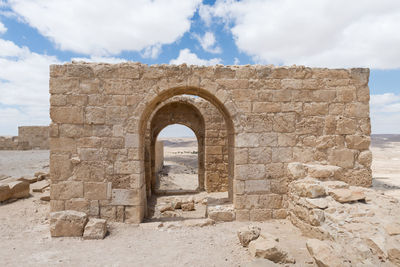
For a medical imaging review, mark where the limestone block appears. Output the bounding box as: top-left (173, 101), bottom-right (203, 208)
top-left (358, 150), bottom-right (372, 167)
top-left (237, 225), bottom-right (261, 247)
top-left (345, 135), bottom-right (370, 150)
top-left (336, 117), bottom-right (356, 134)
top-left (125, 133), bottom-right (139, 148)
top-left (50, 210), bottom-right (88, 237)
top-left (31, 180), bottom-right (50, 192)
top-left (245, 180), bottom-right (270, 194)
top-left (387, 237), bottom-right (400, 266)
top-left (272, 147), bottom-right (293, 163)
top-left (65, 198), bottom-right (90, 213)
top-left (250, 209), bottom-right (273, 221)
top-left (306, 239), bottom-right (343, 267)
top-left (83, 218), bottom-right (107, 240)
top-left (84, 182), bottom-right (108, 200)
top-left (328, 188), bottom-right (365, 203)
top-left (115, 161), bottom-right (140, 174)
top-left (8, 181), bottom-right (30, 199)
top-left (50, 107), bottom-right (84, 124)
top-left (50, 200), bottom-right (65, 212)
top-left (85, 107), bottom-right (105, 124)
top-left (50, 182), bottom-right (84, 200)
top-left (306, 164), bottom-right (341, 180)
top-left (207, 205), bottom-right (235, 222)
top-left (181, 202), bottom-right (195, 211)
top-left (290, 178), bottom-right (326, 198)
top-left (111, 189), bottom-right (140, 205)
top-left (17, 176), bottom-right (37, 184)
top-left (287, 162), bottom-right (306, 179)
top-left (303, 103), bottom-right (328, 116)
top-left (125, 205), bottom-right (144, 224)
top-left (50, 154), bottom-right (72, 181)
top-left (235, 164), bottom-right (265, 180)
top-left (328, 149), bottom-right (355, 169)
top-left (0, 184), bottom-right (11, 202)
top-left (272, 113), bottom-right (296, 133)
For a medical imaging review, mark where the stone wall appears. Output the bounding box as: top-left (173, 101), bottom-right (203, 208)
top-left (0, 126), bottom-right (49, 150)
top-left (49, 62), bottom-right (372, 223)
top-left (155, 141), bottom-right (163, 173)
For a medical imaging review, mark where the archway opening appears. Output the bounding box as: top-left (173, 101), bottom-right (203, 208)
top-left (155, 124), bottom-right (199, 194)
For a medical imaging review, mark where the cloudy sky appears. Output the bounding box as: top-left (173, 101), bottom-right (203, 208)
top-left (0, 0), bottom-right (399, 137)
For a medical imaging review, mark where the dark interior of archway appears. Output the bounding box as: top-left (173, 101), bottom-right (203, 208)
top-left (154, 124), bottom-right (199, 193)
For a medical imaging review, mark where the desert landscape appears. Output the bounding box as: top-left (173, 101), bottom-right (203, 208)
top-left (0, 135), bottom-right (400, 266)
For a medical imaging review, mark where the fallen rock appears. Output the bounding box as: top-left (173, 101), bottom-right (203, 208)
top-left (40, 193), bottom-right (50, 201)
top-left (291, 178), bottom-right (326, 199)
top-left (8, 181), bottom-right (30, 199)
top-left (329, 188), bottom-right (365, 203)
top-left (83, 218), bottom-right (107, 240)
top-left (238, 226), bottom-right (261, 247)
top-left (50, 210), bottom-right (88, 237)
top-left (159, 203), bottom-right (174, 213)
top-left (385, 222), bottom-right (400, 236)
top-left (207, 205), bottom-right (235, 222)
top-left (183, 218), bottom-right (215, 227)
top-left (31, 180), bottom-right (50, 192)
top-left (181, 202), bottom-right (195, 211)
top-left (387, 237), bottom-right (400, 265)
top-left (306, 239), bottom-right (343, 267)
top-left (17, 176), bottom-right (37, 184)
top-left (249, 238), bottom-right (294, 264)
top-left (0, 184), bottom-right (11, 202)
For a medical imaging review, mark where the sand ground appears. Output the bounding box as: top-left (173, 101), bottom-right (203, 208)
top-left (0, 135), bottom-right (400, 266)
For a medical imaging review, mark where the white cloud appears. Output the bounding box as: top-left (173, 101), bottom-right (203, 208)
top-left (194, 31), bottom-right (221, 54)
top-left (370, 93), bottom-right (400, 133)
top-left (170, 48), bottom-right (221, 66)
top-left (71, 55), bottom-right (127, 64)
top-left (0, 21), bottom-right (6, 34)
top-left (234, 57), bottom-right (240, 65)
top-left (141, 43), bottom-right (162, 59)
top-left (0, 38), bottom-right (60, 135)
top-left (9, 0), bottom-right (201, 56)
top-left (205, 0), bottom-right (400, 68)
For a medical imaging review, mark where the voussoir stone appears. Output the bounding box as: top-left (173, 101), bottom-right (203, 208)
top-left (50, 210), bottom-right (88, 237)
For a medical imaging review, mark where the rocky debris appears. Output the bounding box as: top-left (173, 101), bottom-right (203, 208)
top-left (50, 210), bottom-right (88, 237)
top-left (17, 176), bottom-right (37, 184)
top-left (40, 192), bottom-right (50, 201)
top-left (207, 205), bottom-right (235, 222)
top-left (0, 184), bottom-right (11, 202)
top-left (183, 218), bottom-right (214, 227)
top-left (387, 237), bottom-right (400, 265)
top-left (31, 180), bottom-right (50, 192)
top-left (159, 203), bottom-right (174, 213)
top-left (34, 171), bottom-right (49, 181)
top-left (83, 218), bottom-right (107, 240)
top-left (306, 239), bottom-right (344, 267)
top-left (290, 178), bottom-right (326, 199)
top-left (181, 202), bottom-right (195, 211)
top-left (8, 181), bottom-right (30, 199)
top-left (385, 222), bottom-right (400, 236)
top-left (328, 188), bottom-right (365, 203)
top-left (248, 235), bottom-right (295, 264)
top-left (237, 225), bottom-right (261, 247)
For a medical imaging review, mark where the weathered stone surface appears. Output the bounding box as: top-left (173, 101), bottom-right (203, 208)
top-left (385, 222), bottom-right (400, 236)
top-left (306, 239), bottom-right (343, 267)
top-left (8, 181), bottom-right (30, 199)
top-left (387, 237), bottom-right (400, 266)
top-left (207, 205), bottom-right (235, 222)
top-left (181, 202), bottom-right (195, 211)
top-left (287, 162), bottom-right (306, 179)
top-left (306, 164), bottom-right (341, 180)
top-left (249, 237), bottom-right (294, 264)
top-left (237, 225), bottom-right (261, 247)
top-left (0, 184), bottom-right (11, 202)
top-left (328, 188), bottom-right (365, 203)
top-left (83, 218), bottom-right (107, 240)
top-left (31, 180), bottom-right (50, 192)
top-left (50, 210), bottom-right (88, 237)
top-left (290, 179), bottom-right (326, 199)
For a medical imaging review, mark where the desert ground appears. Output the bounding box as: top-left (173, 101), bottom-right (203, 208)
top-left (0, 135), bottom-right (399, 266)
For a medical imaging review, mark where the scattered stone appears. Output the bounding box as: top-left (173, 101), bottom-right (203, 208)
top-left (387, 237), bottom-right (400, 265)
top-left (159, 203), bottom-right (174, 213)
top-left (237, 226), bottom-right (261, 247)
top-left (8, 181), bottom-right (30, 199)
top-left (207, 205), bottom-right (235, 222)
top-left (306, 239), bottom-right (343, 267)
top-left (249, 237), bottom-right (295, 264)
top-left (31, 180), bottom-right (50, 193)
top-left (181, 202), bottom-right (195, 211)
top-left (183, 218), bottom-right (215, 227)
top-left (385, 222), bottom-right (400, 236)
top-left (17, 176), bottom-right (37, 184)
top-left (40, 193), bottom-right (50, 201)
top-left (50, 210), bottom-right (88, 237)
top-left (291, 178), bottom-right (326, 199)
top-left (83, 218), bottom-right (107, 240)
top-left (0, 184), bottom-right (11, 202)
top-left (329, 188), bottom-right (365, 203)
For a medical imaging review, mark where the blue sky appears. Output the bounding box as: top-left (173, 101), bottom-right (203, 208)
top-left (0, 0), bottom-right (400, 137)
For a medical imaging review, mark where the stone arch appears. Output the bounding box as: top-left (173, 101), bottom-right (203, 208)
top-left (137, 86), bottom-right (236, 203)
top-left (146, 101), bottom-right (206, 196)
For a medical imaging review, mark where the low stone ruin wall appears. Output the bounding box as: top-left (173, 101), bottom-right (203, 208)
top-left (155, 141), bottom-right (164, 173)
top-left (0, 126), bottom-right (49, 150)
